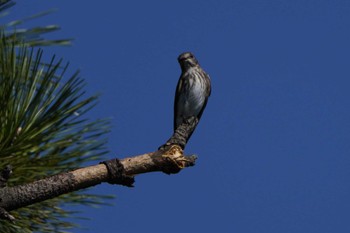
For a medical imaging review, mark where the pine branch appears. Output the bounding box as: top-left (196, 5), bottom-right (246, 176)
top-left (0, 145), bottom-right (197, 221)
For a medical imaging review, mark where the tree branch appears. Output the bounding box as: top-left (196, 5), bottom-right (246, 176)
top-left (0, 145), bottom-right (196, 220)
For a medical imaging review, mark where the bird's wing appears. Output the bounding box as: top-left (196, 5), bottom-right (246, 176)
top-left (197, 73), bottom-right (211, 122)
top-left (207, 73), bottom-right (212, 97)
top-left (174, 76), bottom-right (184, 130)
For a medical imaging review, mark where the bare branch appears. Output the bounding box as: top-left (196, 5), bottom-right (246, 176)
top-left (0, 145), bottom-right (196, 220)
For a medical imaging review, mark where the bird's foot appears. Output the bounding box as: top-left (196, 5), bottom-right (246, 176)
top-left (158, 142), bottom-right (172, 151)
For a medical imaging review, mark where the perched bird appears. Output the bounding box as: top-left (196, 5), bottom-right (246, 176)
top-left (174, 52), bottom-right (211, 139)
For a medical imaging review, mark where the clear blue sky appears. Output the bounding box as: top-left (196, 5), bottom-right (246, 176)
top-left (8, 1), bottom-right (350, 232)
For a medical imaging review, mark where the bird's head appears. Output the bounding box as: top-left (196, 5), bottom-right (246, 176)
top-left (178, 52), bottom-right (199, 70)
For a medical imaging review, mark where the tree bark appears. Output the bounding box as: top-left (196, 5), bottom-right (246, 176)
top-left (0, 145), bottom-right (196, 221)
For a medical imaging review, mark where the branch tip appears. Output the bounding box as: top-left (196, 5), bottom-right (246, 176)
top-left (158, 145), bottom-right (198, 174)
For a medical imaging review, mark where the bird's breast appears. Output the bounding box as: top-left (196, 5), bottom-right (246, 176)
top-left (178, 69), bottom-right (207, 116)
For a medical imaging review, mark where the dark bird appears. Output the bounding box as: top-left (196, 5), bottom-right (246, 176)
top-left (174, 52), bottom-right (211, 139)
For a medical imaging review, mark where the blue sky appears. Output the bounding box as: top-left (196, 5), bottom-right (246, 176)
top-left (8, 1), bottom-right (350, 232)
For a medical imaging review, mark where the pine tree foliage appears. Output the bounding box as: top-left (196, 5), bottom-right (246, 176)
top-left (0, 1), bottom-right (112, 232)
top-left (0, 0), bottom-right (72, 47)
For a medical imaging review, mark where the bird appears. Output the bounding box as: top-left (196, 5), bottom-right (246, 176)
top-left (174, 52), bottom-right (211, 139)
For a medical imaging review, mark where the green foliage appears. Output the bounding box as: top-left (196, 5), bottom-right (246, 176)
top-left (0, 1), bottom-right (113, 232)
top-left (0, 0), bottom-right (72, 47)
